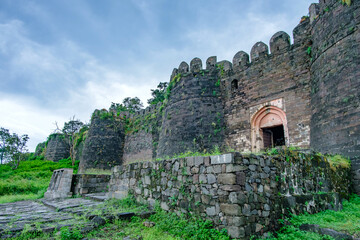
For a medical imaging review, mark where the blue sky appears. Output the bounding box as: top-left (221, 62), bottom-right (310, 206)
top-left (0, 0), bottom-right (315, 151)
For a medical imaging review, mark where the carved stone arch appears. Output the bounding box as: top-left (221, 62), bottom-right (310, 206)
top-left (251, 106), bottom-right (289, 152)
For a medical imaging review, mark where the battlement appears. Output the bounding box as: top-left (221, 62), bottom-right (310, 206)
top-left (170, 17), bottom-right (313, 81)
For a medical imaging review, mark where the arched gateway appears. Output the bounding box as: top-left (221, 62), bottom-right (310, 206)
top-left (251, 106), bottom-right (289, 152)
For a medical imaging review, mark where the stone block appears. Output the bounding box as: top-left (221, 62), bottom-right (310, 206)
top-left (161, 202), bottom-right (169, 211)
top-left (218, 174), bottom-right (236, 184)
top-left (229, 192), bottom-right (238, 203)
top-left (226, 164), bottom-right (247, 172)
top-left (220, 185), bottom-right (241, 192)
top-left (206, 206), bottom-right (216, 216)
top-left (44, 169), bottom-right (73, 200)
top-left (112, 190), bottom-right (128, 199)
top-left (144, 176), bottom-right (151, 185)
top-left (233, 217), bottom-right (245, 227)
top-left (199, 174), bottom-right (207, 184)
top-left (207, 174), bottom-right (217, 184)
top-left (191, 167), bottom-right (199, 174)
top-left (173, 161), bottom-right (180, 172)
top-left (186, 157), bottom-right (195, 167)
top-left (201, 195), bottom-right (211, 204)
top-left (204, 156), bottom-right (210, 166)
top-left (242, 204), bottom-right (251, 216)
top-left (249, 165), bottom-right (256, 171)
top-left (210, 154), bottom-right (234, 165)
top-left (194, 157), bottom-right (204, 166)
top-left (236, 172), bottom-right (246, 186)
top-left (220, 204), bottom-right (240, 215)
top-left (193, 174), bottom-right (199, 183)
top-left (227, 226), bottom-right (244, 239)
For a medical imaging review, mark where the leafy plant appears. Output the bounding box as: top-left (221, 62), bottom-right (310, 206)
top-left (148, 82), bottom-right (169, 105)
top-left (341, 0), bottom-right (351, 6)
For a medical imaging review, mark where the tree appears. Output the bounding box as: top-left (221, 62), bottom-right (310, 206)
top-left (147, 82), bottom-right (168, 105)
top-left (0, 127), bottom-right (29, 169)
top-left (122, 97), bottom-right (143, 112)
top-left (0, 128), bottom-right (11, 165)
top-left (7, 133), bottom-right (29, 170)
top-left (56, 116), bottom-right (84, 165)
top-left (109, 97), bottom-right (144, 114)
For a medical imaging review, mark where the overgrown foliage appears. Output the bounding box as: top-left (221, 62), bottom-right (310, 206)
top-left (110, 97), bottom-right (144, 114)
top-left (148, 82), bottom-right (168, 105)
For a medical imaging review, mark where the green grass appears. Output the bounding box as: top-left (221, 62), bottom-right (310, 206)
top-left (82, 168), bottom-right (112, 175)
top-left (0, 157), bottom-right (78, 204)
top-left (326, 154), bottom-right (351, 170)
top-left (260, 194), bottom-right (360, 240)
top-left (265, 225), bottom-right (336, 240)
top-left (87, 197), bottom-right (230, 240)
top-left (290, 194), bottom-right (360, 237)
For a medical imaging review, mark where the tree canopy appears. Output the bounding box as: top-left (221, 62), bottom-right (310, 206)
top-left (109, 97), bottom-right (144, 114)
top-left (147, 82), bottom-right (168, 105)
top-left (0, 127), bottom-right (29, 169)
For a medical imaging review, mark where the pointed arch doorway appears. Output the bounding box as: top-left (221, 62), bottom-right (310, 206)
top-left (251, 106), bottom-right (289, 152)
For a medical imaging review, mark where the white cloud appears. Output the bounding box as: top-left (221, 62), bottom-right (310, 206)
top-left (0, 19), bottom-right (154, 151)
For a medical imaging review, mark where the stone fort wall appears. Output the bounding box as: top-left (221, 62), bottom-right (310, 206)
top-left (43, 0), bottom-right (359, 193)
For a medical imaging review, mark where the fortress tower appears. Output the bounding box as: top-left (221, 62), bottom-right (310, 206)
top-left (156, 58), bottom-right (225, 158)
top-left (309, 0), bottom-right (360, 193)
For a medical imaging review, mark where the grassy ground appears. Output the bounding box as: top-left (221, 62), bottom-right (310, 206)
top-left (12, 196), bottom-right (230, 240)
top-left (0, 157), bottom-right (78, 204)
top-left (10, 195), bottom-right (360, 240)
top-left (264, 194), bottom-right (360, 240)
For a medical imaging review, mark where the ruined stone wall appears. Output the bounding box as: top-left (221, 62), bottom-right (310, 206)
top-left (44, 134), bottom-right (70, 162)
top-left (221, 21), bottom-right (312, 153)
top-left (309, 0), bottom-right (360, 194)
top-left (157, 58), bottom-right (225, 158)
top-left (79, 110), bottom-right (125, 173)
top-left (123, 105), bottom-right (162, 164)
top-left (71, 174), bottom-right (111, 195)
top-left (108, 152), bottom-right (349, 239)
top-left (123, 130), bottom-right (154, 164)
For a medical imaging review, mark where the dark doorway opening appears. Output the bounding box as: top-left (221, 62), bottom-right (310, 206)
top-left (262, 125), bottom-right (285, 149)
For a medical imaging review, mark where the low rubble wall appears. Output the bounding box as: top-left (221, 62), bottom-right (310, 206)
top-left (108, 152), bottom-right (350, 239)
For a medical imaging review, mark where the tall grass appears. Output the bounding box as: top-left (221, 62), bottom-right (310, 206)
top-left (0, 157), bottom-right (78, 203)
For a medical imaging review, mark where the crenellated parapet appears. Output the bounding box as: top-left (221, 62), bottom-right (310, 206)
top-left (75, 0), bottom-right (360, 195)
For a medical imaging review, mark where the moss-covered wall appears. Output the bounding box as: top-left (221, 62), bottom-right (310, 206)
top-left (108, 151), bottom-right (350, 239)
top-left (44, 133), bottom-right (70, 162)
top-left (78, 110), bottom-right (125, 173)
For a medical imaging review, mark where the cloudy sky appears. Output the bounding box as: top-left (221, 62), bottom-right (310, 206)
top-left (0, 0), bottom-right (315, 151)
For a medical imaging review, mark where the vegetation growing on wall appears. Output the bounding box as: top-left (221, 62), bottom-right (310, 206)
top-left (266, 147), bottom-right (351, 197)
top-left (148, 82), bottom-right (168, 105)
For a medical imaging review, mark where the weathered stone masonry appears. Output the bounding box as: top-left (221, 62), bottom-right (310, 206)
top-left (41, 1), bottom-right (359, 194)
top-left (108, 152), bottom-right (350, 239)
